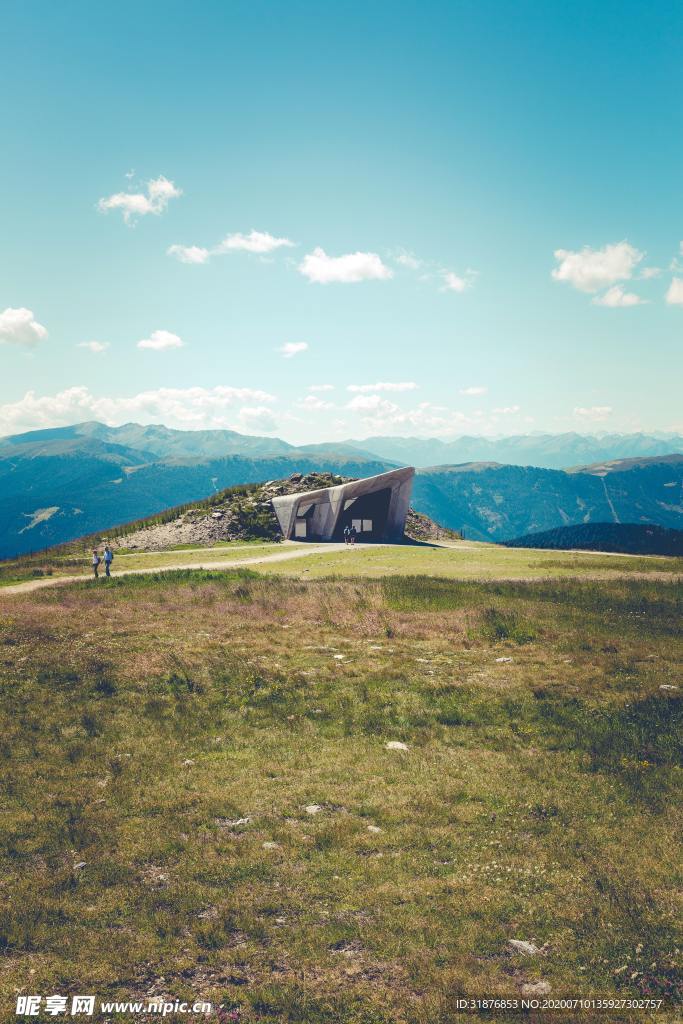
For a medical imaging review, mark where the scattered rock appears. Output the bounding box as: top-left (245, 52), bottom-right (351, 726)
top-left (385, 741), bottom-right (409, 751)
top-left (521, 981), bottom-right (552, 997)
top-left (495, 657), bottom-right (513, 663)
top-left (73, 861), bottom-right (87, 870)
top-left (367, 825), bottom-right (382, 833)
top-left (508, 939), bottom-right (543, 957)
top-left (197, 906), bottom-right (218, 920)
top-left (305, 804), bottom-right (323, 815)
top-left (262, 842), bottom-right (280, 850)
top-left (332, 654), bottom-right (345, 660)
top-left (659, 684), bottom-right (679, 691)
top-left (216, 817), bottom-right (251, 829)
top-left (182, 758), bottom-right (195, 766)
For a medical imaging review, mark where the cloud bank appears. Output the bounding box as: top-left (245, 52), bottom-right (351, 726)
top-left (98, 176), bottom-right (182, 224)
top-left (298, 247), bottom-right (393, 284)
top-left (0, 385), bottom-right (277, 436)
top-left (552, 241), bottom-right (643, 293)
top-left (0, 308), bottom-right (48, 347)
top-left (137, 330), bottom-right (184, 351)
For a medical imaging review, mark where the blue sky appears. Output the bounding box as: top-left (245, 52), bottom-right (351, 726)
top-left (1, 0), bottom-right (681, 443)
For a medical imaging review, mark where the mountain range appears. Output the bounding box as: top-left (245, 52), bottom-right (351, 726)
top-left (1, 421), bottom-right (682, 556)
top-left (344, 431), bottom-right (683, 470)
top-left (6, 420), bottom-right (681, 468)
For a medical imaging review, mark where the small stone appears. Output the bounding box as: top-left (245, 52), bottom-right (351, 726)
top-left (305, 804), bottom-right (323, 815)
top-left (521, 981), bottom-right (551, 997)
top-left (367, 825), bottom-right (382, 833)
top-left (508, 939), bottom-right (541, 957)
top-left (262, 842), bottom-right (280, 850)
top-left (332, 654), bottom-right (345, 660)
top-left (73, 861), bottom-right (87, 870)
top-left (495, 657), bottom-right (513, 663)
top-left (182, 758), bottom-right (195, 766)
top-left (659, 684), bottom-right (679, 691)
top-left (385, 741), bottom-right (409, 751)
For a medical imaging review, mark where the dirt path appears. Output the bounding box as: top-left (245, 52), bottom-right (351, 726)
top-left (0, 543), bottom-right (354, 597)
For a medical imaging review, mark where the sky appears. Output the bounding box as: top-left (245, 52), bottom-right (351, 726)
top-left (1, 0), bottom-right (682, 444)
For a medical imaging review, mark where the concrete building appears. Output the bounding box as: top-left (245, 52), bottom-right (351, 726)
top-left (271, 467), bottom-right (415, 542)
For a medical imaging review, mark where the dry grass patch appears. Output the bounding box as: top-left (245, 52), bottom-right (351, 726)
top-left (0, 571), bottom-right (680, 1021)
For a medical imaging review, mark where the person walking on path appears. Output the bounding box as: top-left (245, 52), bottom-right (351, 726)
top-left (92, 549), bottom-right (101, 578)
top-left (343, 524), bottom-right (351, 545)
top-left (103, 545), bottom-right (114, 577)
top-left (349, 524), bottom-right (357, 546)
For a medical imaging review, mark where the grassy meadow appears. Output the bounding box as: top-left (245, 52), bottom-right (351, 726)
top-left (0, 556), bottom-right (681, 1022)
top-left (1, 538), bottom-right (681, 591)
top-left (0, 540), bottom-right (282, 589)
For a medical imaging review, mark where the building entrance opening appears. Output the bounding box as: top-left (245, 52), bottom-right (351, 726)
top-left (294, 502), bottom-right (316, 540)
top-left (334, 487), bottom-right (392, 542)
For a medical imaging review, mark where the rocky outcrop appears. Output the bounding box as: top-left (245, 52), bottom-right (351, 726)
top-left (113, 472), bottom-right (452, 551)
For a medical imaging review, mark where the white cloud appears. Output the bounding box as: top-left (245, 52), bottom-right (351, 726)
top-left (0, 385), bottom-right (277, 436)
top-left (459, 385), bottom-right (487, 396)
top-left (77, 341), bottom-right (109, 353)
top-left (345, 394), bottom-right (480, 437)
top-left (308, 384), bottom-right (334, 392)
top-left (299, 247), bottom-right (393, 284)
top-left (236, 406), bottom-right (279, 433)
top-left (552, 241), bottom-right (643, 293)
top-left (574, 405), bottom-right (613, 422)
top-left (639, 267), bottom-right (661, 279)
top-left (297, 394), bottom-right (333, 411)
top-left (441, 269), bottom-right (477, 293)
top-left (392, 248), bottom-right (422, 270)
top-left (492, 405), bottom-right (521, 415)
top-left (592, 285), bottom-right (645, 307)
top-left (98, 175), bottom-right (182, 224)
top-left (347, 394), bottom-right (401, 415)
top-left (0, 307), bottom-right (48, 347)
top-left (279, 341), bottom-right (308, 358)
top-left (666, 278), bottom-right (683, 305)
top-left (347, 382), bottom-right (418, 393)
top-left (167, 244), bottom-right (210, 264)
top-left (137, 329), bottom-right (184, 351)
top-left (216, 230), bottom-right (295, 254)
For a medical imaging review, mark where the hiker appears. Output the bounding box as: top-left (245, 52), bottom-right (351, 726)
top-left (343, 524), bottom-right (351, 545)
top-left (92, 549), bottom-right (101, 578)
top-left (349, 524), bottom-right (357, 546)
top-left (103, 544), bottom-right (114, 577)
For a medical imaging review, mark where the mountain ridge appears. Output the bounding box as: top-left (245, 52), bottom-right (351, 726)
top-left (1, 422), bottom-right (682, 556)
top-left (2, 421), bottom-right (681, 470)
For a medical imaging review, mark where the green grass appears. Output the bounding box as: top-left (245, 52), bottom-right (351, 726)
top-left (254, 542), bottom-right (683, 581)
top-left (0, 570), bottom-right (680, 1021)
top-left (0, 541), bottom-right (284, 587)
top-left (3, 538), bottom-right (680, 591)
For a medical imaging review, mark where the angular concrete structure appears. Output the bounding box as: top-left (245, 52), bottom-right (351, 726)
top-left (271, 467), bottom-right (415, 542)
